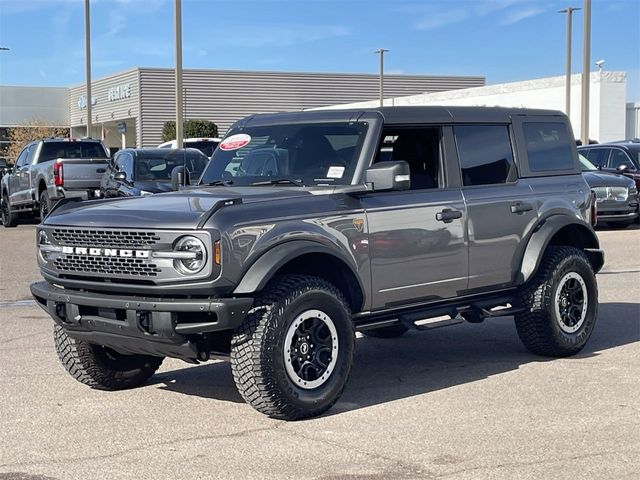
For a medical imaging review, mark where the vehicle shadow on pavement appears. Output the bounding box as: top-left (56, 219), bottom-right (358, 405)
top-left (149, 302), bottom-right (639, 413)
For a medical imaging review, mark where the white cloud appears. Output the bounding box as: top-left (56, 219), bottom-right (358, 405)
top-left (500, 6), bottom-right (545, 25)
top-left (216, 24), bottom-right (350, 48)
top-left (106, 11), bottom-right (126, 36)
top-left (414, 8), bottom-right (469, 31)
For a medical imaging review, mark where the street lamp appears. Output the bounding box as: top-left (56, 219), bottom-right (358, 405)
top-left (174, 0), bottom-right (184, 149)
top-left (581, 0), bottom-right (591, 145)
top-left (375, 49), bottom-right (389, 107)
top-left (0, 47), bottom-right (9, 51)
top-left (558, 7), bottom-right (580, 117)
top-left (84, 0), bottom-right (92, 138)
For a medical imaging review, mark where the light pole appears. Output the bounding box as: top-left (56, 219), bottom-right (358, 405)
top-left (174, 0), bottom-right (184, 148)
top-left (558, 6), bottom-right (580, 118)
top-left (0, 47), bottom-right (9, 51)
top-left (84, 0), bottom-right (92, 138)
top-left (375, 49), bottom-right (389, 107)
top-left (581, 0), bottom-right (591, 145)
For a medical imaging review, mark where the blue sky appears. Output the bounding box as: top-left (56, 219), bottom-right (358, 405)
top-left (1, 0), bottom-right (638, 99)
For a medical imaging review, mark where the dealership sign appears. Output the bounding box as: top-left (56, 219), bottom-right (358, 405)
top-left (108, 83), bottom-right (131, 102)
top-left (77, 95), bottom-right (97, 110)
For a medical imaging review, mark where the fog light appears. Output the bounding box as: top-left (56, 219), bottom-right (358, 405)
top-left (173, 236), bottom-right (206, 274)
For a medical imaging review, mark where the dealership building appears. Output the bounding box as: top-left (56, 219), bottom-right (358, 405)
top-left (0, 67), bottom-right (484, 154)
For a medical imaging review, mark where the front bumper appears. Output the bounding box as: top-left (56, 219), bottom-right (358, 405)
top-left (31, 281), bottom-right (253, 361)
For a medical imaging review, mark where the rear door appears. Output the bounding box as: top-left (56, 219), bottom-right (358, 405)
top-left (362, 126), bottom-right (468, 310)
top-left (455, 124), bottom-right (538, 290)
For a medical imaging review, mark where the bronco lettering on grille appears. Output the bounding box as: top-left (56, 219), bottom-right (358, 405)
top-left (61, 246), bottom-right (150, 258)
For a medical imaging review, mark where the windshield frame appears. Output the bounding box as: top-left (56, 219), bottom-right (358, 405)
top-left (199, 117), bottom-right (381, 188)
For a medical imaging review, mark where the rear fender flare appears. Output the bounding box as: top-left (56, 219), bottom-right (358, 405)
top-left (518, 215), bottom-right (601, 284)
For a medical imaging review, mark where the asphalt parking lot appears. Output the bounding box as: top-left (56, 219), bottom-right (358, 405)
top-left (0, 223), bottom-right (638, 480)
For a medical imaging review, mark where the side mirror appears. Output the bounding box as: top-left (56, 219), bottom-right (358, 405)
top-left (365, 161), bottom-right (411, 191)
top-left (171, 166), bottom-right (189, 191)
top-left (114, 171), bottom-right (128, 183)
top-left (616, 164), bottom-right (634, 172)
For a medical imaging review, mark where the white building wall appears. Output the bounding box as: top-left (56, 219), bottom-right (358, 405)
top-left (0, 85), bottom-right (69, 126)
top-left (321, 72), bottom-right (628, 143)
top-left (626, 102), bottom-right (640, 139)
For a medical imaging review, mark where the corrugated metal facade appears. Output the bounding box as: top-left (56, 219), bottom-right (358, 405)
top-left (70, 67), bottom-right (484, 147)
top-left (69, 69), bottom-right (141, 144)
top-left (140, 68), bottom-right (484, 146)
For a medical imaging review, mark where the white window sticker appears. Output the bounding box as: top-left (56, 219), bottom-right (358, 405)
top-left (219, 134), bottom-right (251, 151)
top-left (327, 166), bottom-right (345, 179)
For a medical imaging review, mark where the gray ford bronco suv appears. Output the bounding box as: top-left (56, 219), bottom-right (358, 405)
top-left (31, 107), bottom-right (604, 420)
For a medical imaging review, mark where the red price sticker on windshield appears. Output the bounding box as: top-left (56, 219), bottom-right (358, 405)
top-left (219, 133), bottom-right (251, 151)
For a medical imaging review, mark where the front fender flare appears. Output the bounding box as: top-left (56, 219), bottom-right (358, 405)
top-left (233, 240), bottom-right (362, 296)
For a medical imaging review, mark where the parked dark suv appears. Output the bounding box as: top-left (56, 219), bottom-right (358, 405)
top-left (578, 141), bottom-right (640, 190)
top-left (31, 107), bottom-right (603, 420)
top-left (100, 148), bottom-right (209, 197)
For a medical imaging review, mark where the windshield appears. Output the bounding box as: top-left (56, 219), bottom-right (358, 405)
top-left (200, 122), bottom-right (368, 186)
top-left (579, 154), bottom-right (598, 172)
top-left (39, 142), bottom-right (107, 162)
top-left (134, 152), bottom-right (208, 182)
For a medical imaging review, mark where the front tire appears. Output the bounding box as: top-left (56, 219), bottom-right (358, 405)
top-left (1, 193), bottom-right (18, 228)
top-left (54, 325), bottom-right (164, 390)
top-left (515, 246), bottom-right (598, 357)
top-left (231, 275), bottom-right (354, 420)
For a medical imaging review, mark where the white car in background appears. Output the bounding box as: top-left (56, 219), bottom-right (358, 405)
top-left (158, 138), bottom-right (221, 157)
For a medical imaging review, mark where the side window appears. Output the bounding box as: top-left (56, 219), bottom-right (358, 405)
top-left (25, 145), bottom-right (37, 165)
top-left (15, 147), bottom-right (29, 167)
top-left (608, 149), bottom-right (634, 170)
top-left (522, 122), bottom-right (573, 172)
top-left (374, 127), bottom-right (441, 190)
top-left (454, 125), bottom-right (514, 186)
top-left (584, 148), bottom-right (609, 167)
top-left (115, 153), bottom-right (133, 176)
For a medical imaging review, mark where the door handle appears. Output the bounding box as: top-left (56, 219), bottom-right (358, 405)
top-left (510, 202), bottom-right (533, 214)
top-left (436, 209), bottom-right (462, 223)
top-left (96, 168), bottom-right (106, 173)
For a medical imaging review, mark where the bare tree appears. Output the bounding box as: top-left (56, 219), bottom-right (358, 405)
top-left (4, 120), bottom-right (69, 164)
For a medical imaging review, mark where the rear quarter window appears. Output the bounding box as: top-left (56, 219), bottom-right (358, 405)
top-left (523, 122), bottom-right (574, 172)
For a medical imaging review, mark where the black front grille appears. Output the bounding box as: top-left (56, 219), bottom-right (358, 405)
top-left (54, 255), bottom-right (160, 277)
top-left (51, 229), bottom-right (160, 248)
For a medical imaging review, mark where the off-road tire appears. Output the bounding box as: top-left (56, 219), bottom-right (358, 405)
top-left (54, 324), bottom-right (164, 390)
top-left (39, 190), bottom-right (52, 220)
top-left (361, 324), bottom-right (409, 338)
top-left (515, 246), bottom-right (598, 357)
top-left (230, 275), bottom-right (354, 420)
top-left (1, 193), bottom-right (18, 228)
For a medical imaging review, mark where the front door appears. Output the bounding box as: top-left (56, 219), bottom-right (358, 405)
top-left (362, 126), bottom-right (468, 310)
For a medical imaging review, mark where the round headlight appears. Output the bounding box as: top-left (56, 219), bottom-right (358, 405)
top-left (173, 236), bottom-right (207, 275)
top-left (38, 230), bottom-right (51, 262)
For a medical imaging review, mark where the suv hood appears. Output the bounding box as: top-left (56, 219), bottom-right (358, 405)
top-left (582, 171), bottom-right (635, 188)
top-left (44, 186), bottom-right (321, 229)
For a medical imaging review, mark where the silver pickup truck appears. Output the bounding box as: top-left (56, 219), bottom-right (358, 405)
top-left (1, 138), bottom-right (109, 227)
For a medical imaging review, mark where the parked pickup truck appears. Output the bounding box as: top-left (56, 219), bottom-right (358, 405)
top-left (31, 107), bottom-right (604, 420)
top-left (1, 138), bottom-right (109, 227)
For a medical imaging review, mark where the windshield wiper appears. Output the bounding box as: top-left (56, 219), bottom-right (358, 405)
top-left (205, 179), bottom-right (234, 186)
top-left (250, 178), bottom-right (305, 187)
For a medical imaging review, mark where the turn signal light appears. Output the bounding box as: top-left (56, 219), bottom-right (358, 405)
top-left (214, 240), bottom-right (221, 265)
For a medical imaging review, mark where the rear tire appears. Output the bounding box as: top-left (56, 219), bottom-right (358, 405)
top-left (1, 193), bottom-right (18, 228)
top-left (54, 324), bottom-right (164, 390)
top-left (231, 275), bottom-right (354, 420)
top-left (361, 324), bottom-right (409, 338)
top-left (39, 190), bottom-right (52, 220)
top-left (515, 246), bottom-right (598, 357)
